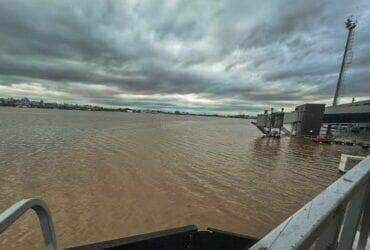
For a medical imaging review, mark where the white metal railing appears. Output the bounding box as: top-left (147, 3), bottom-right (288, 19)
top-left (251, 156), bottom-right (370, 250)
top-left (0, 198), bottom-right (56, 250)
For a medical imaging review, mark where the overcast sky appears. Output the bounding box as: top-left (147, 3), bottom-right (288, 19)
top-left (0, 0), bottom-right (369, 114)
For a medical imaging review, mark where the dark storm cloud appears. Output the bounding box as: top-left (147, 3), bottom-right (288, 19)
top-left (0, 0), bottom-right (369, 113)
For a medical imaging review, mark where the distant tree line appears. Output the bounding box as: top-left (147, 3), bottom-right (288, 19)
top-left (0, 97), bottom-right (135, 112)
top-left (0, 97), bottom-right (255, 119)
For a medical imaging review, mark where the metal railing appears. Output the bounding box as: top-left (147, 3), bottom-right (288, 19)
top-left (0, 198), bottom-right (56, 250)
top-left (251, 156), bottom-right (370, 250)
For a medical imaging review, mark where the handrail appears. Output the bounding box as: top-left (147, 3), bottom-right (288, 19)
top-left (0, 198), bottom-right (57, 250)
top-left (251, 156), bottom-right (370, 250)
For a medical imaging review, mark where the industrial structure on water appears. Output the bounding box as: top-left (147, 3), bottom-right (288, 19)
top-left (252, 17), bottom-right (370, 147)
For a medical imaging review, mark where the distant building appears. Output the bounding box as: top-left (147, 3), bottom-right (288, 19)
top-left (324, 99), bottom-right (370, 125)
top-left (283, 104), bottom-right (325, 136)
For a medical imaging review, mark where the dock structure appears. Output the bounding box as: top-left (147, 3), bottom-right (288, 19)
top-left (252, 108), bottom-right (284, 138)
top-left (252, 104), bottom-right (326, 138)
top-left (283, 104), bottom-right (325, 137)
top-left (252, 99), bottom-right (370, 145)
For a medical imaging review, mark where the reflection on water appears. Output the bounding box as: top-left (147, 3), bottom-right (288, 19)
top-left (0, 107), bottom-right (367, 249)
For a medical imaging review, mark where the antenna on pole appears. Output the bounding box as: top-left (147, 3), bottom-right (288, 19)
top-left (332, 16), bottom-right (357, 106)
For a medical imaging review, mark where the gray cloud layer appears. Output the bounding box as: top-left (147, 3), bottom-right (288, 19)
top-left (0, 0), bottom-right (369, 113)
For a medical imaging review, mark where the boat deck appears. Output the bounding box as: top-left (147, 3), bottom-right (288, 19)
top-left (65, 225), bottom-right (258, 250)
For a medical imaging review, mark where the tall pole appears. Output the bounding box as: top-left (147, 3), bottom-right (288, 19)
top-left (333, 18), bottom-right (356, 106)
top-left (327, 18), bottom-right (356, 138)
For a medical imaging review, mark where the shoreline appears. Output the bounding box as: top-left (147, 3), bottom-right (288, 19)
top-left (0, 97), bottom-right (256, 119)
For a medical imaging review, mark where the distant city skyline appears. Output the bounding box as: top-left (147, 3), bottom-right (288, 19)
top-left (0, 96), bottom-right (253, 118)
top-left (0, 1), bottom-right (369, 114)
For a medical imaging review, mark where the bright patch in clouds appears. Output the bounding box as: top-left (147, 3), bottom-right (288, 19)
top-left (0, 83), bottom-right (69, 99)
top-left (115, 93), bottom-right (222, 106)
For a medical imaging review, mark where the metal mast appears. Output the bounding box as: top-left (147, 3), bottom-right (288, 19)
top-left (326, 17), bottom-right (357, 138)
top-left (332, 17), bottom-right (357, 106)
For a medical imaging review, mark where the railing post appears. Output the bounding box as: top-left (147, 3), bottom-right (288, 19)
top-left (357, 182), bottom-right (370, 250)
top-left (338, 185), bottom-right (368, 250)
top-left (0, 199), bottom-right (56, 250)
top-left (314, 206), bottom-right (345, 250)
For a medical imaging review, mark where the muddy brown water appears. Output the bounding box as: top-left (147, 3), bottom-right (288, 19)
top-left (0, 107), bottom-right (367, 249)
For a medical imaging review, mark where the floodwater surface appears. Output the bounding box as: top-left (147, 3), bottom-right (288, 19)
top-left (0, 107), bottom-right (367, 249)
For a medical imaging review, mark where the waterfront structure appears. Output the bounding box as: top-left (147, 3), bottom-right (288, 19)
top-left (253, 108), bottom-right (284, 137)
top-left (252, 17), bottom-right (369, 140)
top-left (320, 100), bottom-right (370, 146)
top-left (254, 104), bottom-right (326, 137)
top-left (324, 99), bottom-right (370, 126)
top-left (252, 100), bottom-right (370, 139)
top-left (283, 104), bottom-right (325, 137)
